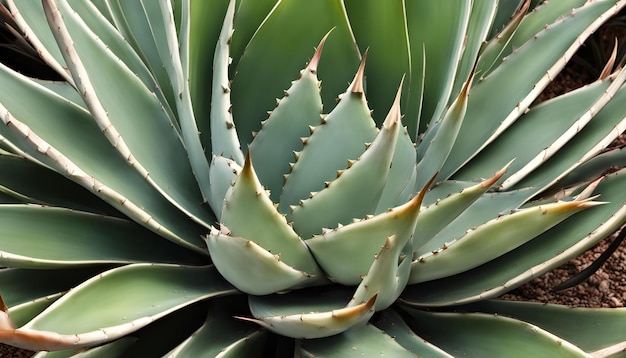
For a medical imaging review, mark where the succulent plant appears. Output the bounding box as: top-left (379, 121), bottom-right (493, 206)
top-left (1, 0), bottom-right (626, 356)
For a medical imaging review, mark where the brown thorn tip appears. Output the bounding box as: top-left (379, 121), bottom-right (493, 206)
top-left (412, 172), bottom-right (438, 209)
top-left (350, 48), bottom-right (369, 94)
top-left (383, 75), bottom-right (405, 128)
top-left (243, 146), bottom-right (253, 174)
top-left (599, 38), bottom-right (618, 81)
top-left (307, 29), bottom-right (334, 74)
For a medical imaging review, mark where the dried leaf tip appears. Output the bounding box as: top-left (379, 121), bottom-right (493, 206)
top-left (350, 48), bottom-right (369, 94)
top-left (481, 159), bottom-right (514, 188)
top-left (599, 38), bottom-right (618, 81)
top-left (241, 147), bottom-right (255, 178)
top-left (307, 29), bottom-right (334, 75)
top-left (382, 75), bottom-right (405, 129)
top-left (409, 172), bottom-right (438, 210)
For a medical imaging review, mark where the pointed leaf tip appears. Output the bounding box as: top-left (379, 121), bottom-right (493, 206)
top-left (482, 159), bottom-right (514, 188)
top-left (599, 37), bottom-right (618, 80)
top-left (382, 76), bottom-right (405, 129)
top-left (241, 148), bottom-right (254, 178)
top-left (307, 29), bottom-right (334, 74)
top-left (410, 172), bottom-right (438, 210)
top-left (338, 294), bottom-right (377, 320)
top-left (350, 48), bottom-right (369, 94)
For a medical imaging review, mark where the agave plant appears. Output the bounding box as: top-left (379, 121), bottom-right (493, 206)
top-left (1, 0), bottom-right (626, 356)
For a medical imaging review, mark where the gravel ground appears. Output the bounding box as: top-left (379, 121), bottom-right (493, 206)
top-left (501, 227), bottom-right (626, 308)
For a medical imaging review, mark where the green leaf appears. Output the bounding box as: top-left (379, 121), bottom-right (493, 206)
top-left (344, 0), bottom-right (409, 126)
top-left (205, 228), bottom-right (320, 295)
top-left (0, 62), bottom-right (208, 252)
top-left (306, 191), bottom-right (423, 286)
top-left (441, 0), bottom-right (623, 180)
top-left (0, 267), bottom-right (107, 308)
top-left (0, 205), bottom-right (206, 268)
top-left (3, 265), bottom-right (236, 352)
top-left (64, 0), bottom-right (177, 125)
top-left (188, 0), bottom-right (230, 153)
top-left (42, 0), bottom-right (212, 227)
top-left (248, 36), bottom-right (325, 203)
top-left (167, 298), bottom-right (266, 357)
top-left (209, 0), bottom-right (244, 165)
top-left (416, 71), bottom-right (473, 189)
top-left (105, 0), bottom-right (178, 114)
top-left (404, 0), bottom-right (471, 136)
top-left (401, 306), bottom-right (587, 357)
top-left (8, 294), bottom-right (61, 332)
top-left (279, 57), bottom-right (378, 214)
top-left (290, 82), bottom-right (403, 238)
top-left (300, 323), bottom-right (416, 357)
top-left (403, 169), bottom-right (626, 306)
top-left (247, 287), bottom-right (376, 339)
top-left (5, 0), bottom-right (70, 81)
top-left (451, 0), bottom-right (498, 97)
top-left (456, 67), bottom-right (626, 190)
top-left (475, 0), bottom-right (529, 79)
top-left (220, 154), bottom-right (321, 276)
top-left (0, 153), bottom-right (117, 215)
top-left (410, 199), bottom-right (601, 283)
top-left (208, 155), bottom-right (241, 220)
top-left (374, 121), bottom-right (417, 213)
top-left (136, 0), bottom-right (213, 201)
top-left (372, 309), bottom-right (453, 358)
top-left (413, 165), bottom-right (508, 252)
top-left (464, 300), bottom-right (626, 355)
top-left (228, 0), bottom-right (277, 73)
top-left (230, 0), bottom-right (360, 147)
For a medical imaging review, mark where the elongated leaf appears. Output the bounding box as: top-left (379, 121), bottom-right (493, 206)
top-left (410, 199), bottom-right (601, 283)
top-left (139, 0), bottom-right (213, 201)
top-left (413, 164), bottom-right (508, 251)
top-left (205, 229), bottom-right (319, 295)
top-left (248, 36), bottom-right (325, 203)
top-left (188, 0), bottom-right (230, 153)
top-left (0, 267), bottom-right (107, 308)
top-left (476, 0), bottom-right (530, 79)
top-left (306, 190), bottom-right (423, 285)
top-left (0, 153), bottom-right (117, 215)
top-left (441, 0), bottom-right (625, 180)
top-left (451, 0), bottom-right (498, 97)
top-left (1, 265), bottom-right (235, 351)
top-left (105, 0), bottom-right (176, 110)
top-left (402, 169), bottom-right (626, 306)
top-left (404, 1), bottom-right (471, 136)
top-left (457, 67), bottom-right (626, 190)
top-left (464, 300), bottom-right (626, 354)
top-left (6, 0), bottom-right (70, 82)
top-left (208, 155), bottom-right (240, 219)
top-left (416, 72), bottom-right (473, 189)
top-left (247, 288), bottom-right (376, 339)
top-left (372, 309), bottom-right (453, 358)
top-left (209, 0), bottom-right (244, 165)
top-left (344, 0), bottom-right (409, 126)
top-left (300, 323), bottom-right (416, 357)
top-left (0, 205), bottom-right (206, 268)
top-left (42, 0), bottom-right (212, 227)
top-left (279, 57), bottom-right (378, 213)
top-left (167, 298), bottom-right (266, 357)
top-left (290, 83), bottom-right (403, 238)
top-left (230, 0), bottom-right (360, 147)
top-left (401, 307), bottom-right (587, 357)
top-left (63, 0), bottom-right (177, 126)
top-left (0, 62), bottom-right (207, 251)
top-left (220, 153), bottom-right (321, 275)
